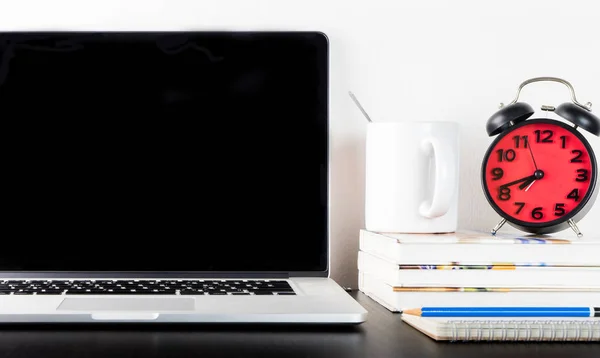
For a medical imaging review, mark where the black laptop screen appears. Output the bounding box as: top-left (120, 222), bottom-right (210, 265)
top-left (0, 32), bottom-right (328, 273)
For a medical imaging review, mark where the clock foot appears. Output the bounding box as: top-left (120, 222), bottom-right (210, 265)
top-left (491, 218), bottom-right (507, 235)
top-left (568, 219), bottom-right (583, 238)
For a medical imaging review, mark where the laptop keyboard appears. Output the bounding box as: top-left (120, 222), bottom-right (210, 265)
top-left (0, 280), bottom-right (296, 296)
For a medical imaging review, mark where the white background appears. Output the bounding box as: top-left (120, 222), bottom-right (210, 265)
top-left (2, 0), bottom-right (599, 288)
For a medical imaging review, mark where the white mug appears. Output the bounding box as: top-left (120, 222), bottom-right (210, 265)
top-left (365, 121), bottom-right (460, 233)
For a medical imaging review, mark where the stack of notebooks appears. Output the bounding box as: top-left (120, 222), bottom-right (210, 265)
top-left (357, 229), bottom-right (600, 341)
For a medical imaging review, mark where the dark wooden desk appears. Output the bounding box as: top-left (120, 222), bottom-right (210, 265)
top-left (1, 291), bottom-right (598, 358)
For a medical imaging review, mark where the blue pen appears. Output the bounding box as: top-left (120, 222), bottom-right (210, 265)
top-left (402, 307), bottom-right (600, 318)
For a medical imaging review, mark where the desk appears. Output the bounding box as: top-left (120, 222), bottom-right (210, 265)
top-left (1, 291), bottom-right (598, 358)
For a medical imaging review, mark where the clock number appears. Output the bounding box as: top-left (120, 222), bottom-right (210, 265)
top-left (505, 149), bottom-right (516, 162)
top-left (560, 136), bottom-right (567, 149)
top-left (491, 168), bottom-right (504, 181)
top-left (531, 207), bottom-right (544, 220)
top-left (498, 187), bottom-right (511, 201)
top-left (496, 149), bottom-right (516, 162)
top-left (534, 130), bottom-right (554, 143)
top-left (570, 150), bottom-right (583, 163)
top-left (512, 135), bottom-right (529, 149)
top-left (567, 188), bottom-right (580, 202)
top-left (554, 203), bottom-right (566, 217)
top-left (576, 169), bottom-right (589, 182)
top-left (514, 202), bottom-right (525, 215)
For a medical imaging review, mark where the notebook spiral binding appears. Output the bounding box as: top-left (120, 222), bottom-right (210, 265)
top-left (449, 320), bottom-right (600, 342)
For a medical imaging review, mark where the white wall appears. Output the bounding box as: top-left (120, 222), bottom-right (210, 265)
top-left (3, 0), bottom-right (599, 288)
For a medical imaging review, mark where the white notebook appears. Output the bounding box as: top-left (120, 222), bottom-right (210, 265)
top-left (358, 229), bottom-right (600, 266)
top-left (401, 314), bottom-right (600, 342)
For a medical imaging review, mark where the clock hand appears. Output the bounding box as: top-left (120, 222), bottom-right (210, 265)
top-left (527, 140), bottom-right (539, 171)
top-left (508, 170), bottom-right (545, 190)
top-left (500, 174), bottom-right (537, 189)
top-left (524, 180), bottom-right (536, 192)
top-left (518, 178), bottom-right (535, 190)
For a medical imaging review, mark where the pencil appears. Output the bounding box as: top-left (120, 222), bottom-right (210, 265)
top-left (402, 307), bottom-right (600, 318)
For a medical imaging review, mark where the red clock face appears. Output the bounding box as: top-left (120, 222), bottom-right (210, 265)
top-left (483, 119), bottom-right (596, 226)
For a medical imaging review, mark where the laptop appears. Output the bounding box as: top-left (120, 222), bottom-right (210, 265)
top-left (0, 31), bottom-right (367, 324)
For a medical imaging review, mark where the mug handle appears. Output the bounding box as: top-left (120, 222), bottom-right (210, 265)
top-left (418, 137), bottom-right (457, 218)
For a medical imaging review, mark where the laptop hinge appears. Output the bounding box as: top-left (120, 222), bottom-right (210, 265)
top-left (0, 272), bottom-right (291, 279)
top-left (288, 271), bottom-right (327, 278)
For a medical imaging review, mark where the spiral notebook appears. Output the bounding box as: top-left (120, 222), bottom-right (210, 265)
top-left (402, 315), bottom-right (600, 341)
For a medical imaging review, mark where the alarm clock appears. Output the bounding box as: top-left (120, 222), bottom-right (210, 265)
top-left (481, 77), bottom-right (600, 237)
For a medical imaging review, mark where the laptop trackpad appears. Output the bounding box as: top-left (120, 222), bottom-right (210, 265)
top-left (58, 297), bottom-right (195, 311)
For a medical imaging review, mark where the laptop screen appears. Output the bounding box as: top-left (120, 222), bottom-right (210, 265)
top-left (0, 32), bottom-right (328, 274)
